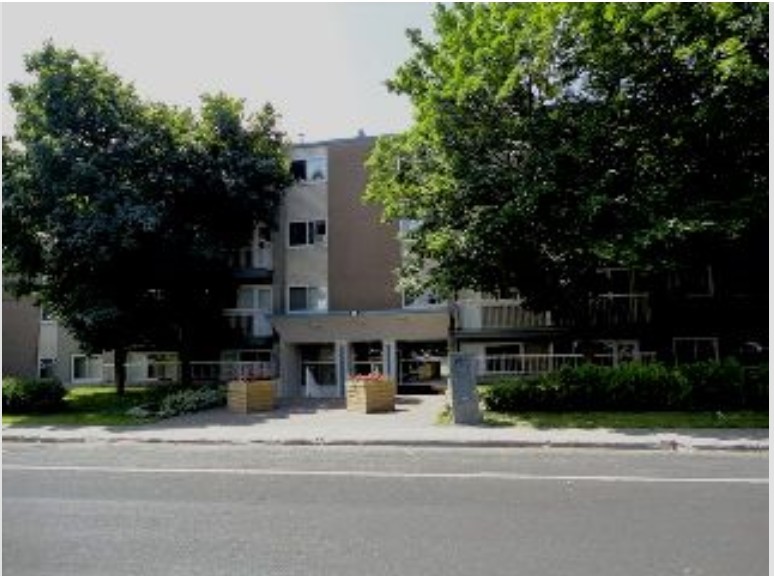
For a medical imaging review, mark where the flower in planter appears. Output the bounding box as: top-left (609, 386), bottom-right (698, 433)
top-left (349, 372), bottom-right (393, 384)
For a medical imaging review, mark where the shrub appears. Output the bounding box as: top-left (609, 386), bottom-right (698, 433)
top-left (156, 385), bottom-right (226, 419)
top-left (606, 362), bottom-right (689, 411)
top-left (2, 376), bottom-right (67, 414)
top-left (742, 364), bottom-right (769, 411)
top-left (481, 361), bottom-right (727, 413)
top-left (679, 359), bottom-right (745, 410)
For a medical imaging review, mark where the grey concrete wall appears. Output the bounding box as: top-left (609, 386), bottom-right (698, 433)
top-left (274, 310), bottom-right (448, 344)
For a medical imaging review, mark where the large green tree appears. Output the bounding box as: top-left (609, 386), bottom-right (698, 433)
top-left (3, 43), bottom-right (290, 392)
top-left (366, 3), bottom-right (768, 324)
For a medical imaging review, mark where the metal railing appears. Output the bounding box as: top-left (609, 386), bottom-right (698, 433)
top-left (102, 360), bottom-right (275, 384)
top-left (476, 352), bottom-right (657, 377)
top-left (230, 247), bottom-right (273, 270)
top-left (454, 300), bottom-right (552, 331)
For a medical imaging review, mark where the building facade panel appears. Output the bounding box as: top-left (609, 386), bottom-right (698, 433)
top-left (327, 137), bottom-right (402, 312)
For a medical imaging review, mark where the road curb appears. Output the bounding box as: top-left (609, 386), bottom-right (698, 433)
top-left (2, 433), bottom-right (768, 452)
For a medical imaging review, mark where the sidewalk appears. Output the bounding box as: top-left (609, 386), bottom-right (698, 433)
top-left (2, 395), bottom-right (768, 452)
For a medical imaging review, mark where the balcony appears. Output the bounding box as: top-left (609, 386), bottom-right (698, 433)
top-left (589, 294), bottom-right (651, 326)
top-left (454, 300), bottom-right (553, 333)
top-left (223, 309), bottom-right (274, 344)
top-left (230, 247), bottom-right (273, 282)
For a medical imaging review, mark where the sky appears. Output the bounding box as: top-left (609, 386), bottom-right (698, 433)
top-left (1, 2), bottom-right (436, 142)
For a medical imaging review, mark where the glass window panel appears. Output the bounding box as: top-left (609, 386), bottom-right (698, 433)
top-left (306, 158), bottom-right (327, 181)
top-left (289, 222), bottom-right (308, 246)
top-left (289, 287), bottom-right (308, 311)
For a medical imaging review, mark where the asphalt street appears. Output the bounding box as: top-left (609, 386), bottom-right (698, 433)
top-left (3, 443), bottom-right (768, 576)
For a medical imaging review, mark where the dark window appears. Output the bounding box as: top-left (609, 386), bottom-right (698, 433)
top-left (289, 287), bottom-right (308, 311)
top-left (289, 222), bottom-right (309, 246)
top-left (291, 160), bottom-right (307, 181)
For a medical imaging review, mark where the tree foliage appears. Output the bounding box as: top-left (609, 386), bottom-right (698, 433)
top-left (366, 3), bottom-right (768, 321)
top-left (3, 43), bottom-right (290, 389)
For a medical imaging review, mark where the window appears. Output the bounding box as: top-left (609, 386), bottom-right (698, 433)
top-left (291, 157), bottom-right (327, 182)
top-left (398, 219), bottom-right (422, 235)
top-left (72, 354), bottom-right (103, 383)
top-left (288, 220), bottom-right (327, 247)
top-left (237, 286), bottom-right (272, 312)
top-left (39, 358), bottom-right (55, 379)
top-left (597, 268), bottom-right (639, 294)
top-left (673, 337), bottom-right (719, 364)
top-left (288, 286), bottom-right (327, 312)
top-left (668, 266), bottom-right (714, 297)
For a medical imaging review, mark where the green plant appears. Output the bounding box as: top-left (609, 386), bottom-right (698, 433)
top-left (2, 377), bottom-right (67, 414)
top-left (482, 361), bottom-right (714, 413)
top-left (679, 359), bottom-right (745, 410)
top-left (156, 386), bottom-right (226, 419)
top-left (742, 364), bottom-right (769, 411)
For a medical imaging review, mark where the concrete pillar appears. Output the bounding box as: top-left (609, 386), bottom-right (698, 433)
top-left (279, 343), bottom-right (300, 398)
top-left (448, 353), bottom-right (482, 424)
top-left (382, 340), bottom-right (397, 381)
top-left (335, 340), bottom-right (350, 398)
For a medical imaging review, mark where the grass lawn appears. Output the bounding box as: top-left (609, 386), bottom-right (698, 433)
top-left (482, 410), bottom-right (769, 429)
top-left (2, 386), bottom-right (163, 426)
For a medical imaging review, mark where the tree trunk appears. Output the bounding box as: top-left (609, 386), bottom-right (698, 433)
top-left (115, 347), bottom-right (127, 396)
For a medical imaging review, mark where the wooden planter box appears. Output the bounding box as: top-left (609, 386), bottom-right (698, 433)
top-left (346, 378), bottom-right (396, 413)
top-left (227, 380), bottom-right (276, 413)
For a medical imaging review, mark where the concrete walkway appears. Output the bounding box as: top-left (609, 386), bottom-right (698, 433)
top-left (2, 395), bottom-right (768, 451)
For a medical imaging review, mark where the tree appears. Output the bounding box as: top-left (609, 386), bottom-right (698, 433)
top-left (3, 43), bottom-right (290, 392)
top-left (365, 3), bottom-right (768, 325)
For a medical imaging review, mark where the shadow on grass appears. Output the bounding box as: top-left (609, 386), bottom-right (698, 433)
top-left (2, 386), bottom-right (166, 427)
top-left (483, 410), bottom-right (769, 430)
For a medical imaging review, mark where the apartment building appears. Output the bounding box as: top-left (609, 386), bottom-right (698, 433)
top-left (3, 135), bottom-right (450, 394)
top-left (3, 135), bottom-right (766, 391)
top-left (271, 136), bottom-right (448, 398)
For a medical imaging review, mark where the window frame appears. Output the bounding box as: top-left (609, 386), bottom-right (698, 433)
top-left (287, 219), bottom-right (327, 248)
top-left (237, 285), bottom-right (273, 313)
top-left (71, 354), bottom-right (103, 384)
top-left (287, 285), bottom-right (327, 313)
top-left (672, 337), bottom-right (720, 364)
top-left (291, 157), bottom-right (328, 183)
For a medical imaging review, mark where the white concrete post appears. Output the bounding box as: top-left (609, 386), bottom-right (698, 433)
top-left (278, 343), bottom-right (299, 398)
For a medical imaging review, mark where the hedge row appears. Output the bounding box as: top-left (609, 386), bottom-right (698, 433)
top-left (2, 377), bottom-right (67, 414)
top-left (481, 360), bottom-right (768, 412)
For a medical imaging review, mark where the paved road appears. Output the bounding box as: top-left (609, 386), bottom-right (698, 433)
top-left (3, 444), bottom-right (768, 576)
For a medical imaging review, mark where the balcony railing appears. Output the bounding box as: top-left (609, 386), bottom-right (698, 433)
top-left (102, 360), bottom-right (275, 384)
top-left (231, 247), bottom-right (273, 271)
top-left (223, 309), bottom-right (273, 339)
top-left (454, 300), bottom-right (552, 331)
top-left (476, 352), bottom-right (657, 377)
